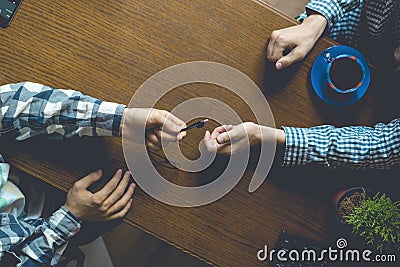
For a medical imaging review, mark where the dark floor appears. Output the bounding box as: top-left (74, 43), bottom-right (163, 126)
top-left (102, 223), bottom-right (209, 267)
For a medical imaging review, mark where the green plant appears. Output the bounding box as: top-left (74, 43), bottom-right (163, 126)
top-left (345, 192), bottom-right (400, 253)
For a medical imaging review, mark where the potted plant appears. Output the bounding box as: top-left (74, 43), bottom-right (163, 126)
top-left (334, 187), bottom-right (373, 227)
top-left (334, 187), bottom-right (400, 253)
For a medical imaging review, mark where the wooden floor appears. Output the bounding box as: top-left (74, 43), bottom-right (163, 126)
top-left (102, 1), bottom-right (309, 266)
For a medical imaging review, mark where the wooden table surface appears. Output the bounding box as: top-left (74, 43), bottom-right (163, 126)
top-left (1, 0), bottom-right (398, 266)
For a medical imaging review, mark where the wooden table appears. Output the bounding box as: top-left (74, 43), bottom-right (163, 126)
top-left (1, 0), bottom-right (398, 266)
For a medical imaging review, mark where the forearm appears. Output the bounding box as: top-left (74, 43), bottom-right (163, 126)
top-left (259, 126), bottom-right (286, 163)
top-left (19, 206), bottom-right (81, 266)
top-left (306, 0), bottom-right (362, 30)
top-left (0, 206), bottom-right (81, 266)
top-left (0, 82), bottom-right (125, 141)
top-left (301, 13), bottom-right (328, 41)
top-left (282, 118), bottom-right (400, 169)
top-left (259, 126), bottom-right (285, 144)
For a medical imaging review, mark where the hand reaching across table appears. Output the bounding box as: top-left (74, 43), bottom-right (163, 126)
top-left (204, 120), bottom-right (400, 170)
top-left (121, 108), bottom-right (186, 151)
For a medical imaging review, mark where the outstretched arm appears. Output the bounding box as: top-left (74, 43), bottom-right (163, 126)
top-left (204, 118), bottom-right (400, 170)
top-left (282, 118), bottom-right (400, 169)
top-left (0, 82), bottom-right (186, 147)
top-left (0, 82), bottom-right (125, 140)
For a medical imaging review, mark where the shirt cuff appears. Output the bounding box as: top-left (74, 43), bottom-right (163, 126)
top-left (95, 102), bottom-right (126, 137)
top-left (306, 0), bottom-right (343, 31)
top-left (281, 127), bottom-right (309, 166)
top-left (47, 206), bottom-right (81, 240)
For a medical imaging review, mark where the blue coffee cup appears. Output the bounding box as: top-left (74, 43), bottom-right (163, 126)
top-left (311, 46), bottom-right (370, 106)
top-left (323, 52), bottom-right (366, 94)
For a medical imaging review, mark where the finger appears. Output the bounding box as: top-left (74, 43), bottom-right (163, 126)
top-left (217, 132), bottom-right (231, 144)
top-left (146, 140), bottom-right (161, 151)
top-left (147, 109), bottom-right (185, 132)
top-left (204, 130), bottom-right (211, 140)
top-left (96, 169), bottom-right (123, 200)
top-left (276, 47), bottom-right (306, 70)
top-left (159, 130), bottom-right (180, 143)
top-left (107, 183), bottom-right (135, 215)
top-left (266, 31), bottom-right (278, 60)
top-left (177, 131), bottom-right (186, 141)
top-left (267, 32), bottom-right (286, 62)
top-left (210, 125), bottom-right (231, 139)
top-left (146, 132), bottom-right (161, 147)
top-left (163, 111), bottom-right (186, 128)
top-left (103, 171), bottom-right (131, 208)
top-left (225, 125), bottom-right (234, 131)
top-left (161, 111), bottom-right (187, 140)
top-left (202, 130), bottom-right (217, 152)
top-left (162, 118), bottom-right (182, 135)
top-left (107, 199), bottom-right (133, 221)
top-left (75, 169), bottom-right (103, 189)
top-left (156, 110), bottom-right (182, 132)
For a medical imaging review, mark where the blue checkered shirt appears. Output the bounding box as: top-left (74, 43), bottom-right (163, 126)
top-left (283, 119), bottom-right (400, 169)
top-left (289, 1), bottom-right (400, 169)
top-left (298, 0), bottom-right (400, 47)
top-left (0, 82), bottom-right (125, 266)
top-left (297, 0), bottom-right (364, 45)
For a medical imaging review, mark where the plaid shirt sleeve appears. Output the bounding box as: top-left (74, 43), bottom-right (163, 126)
top-left (0, 82), bottom-right (125, 140)
top-left (0, 206), bottom-right (81, 266)
top-left (305, 0), bottom-right (362, 30)
top-left (282, 118), bottom-right (400, 169)
top-left (299, 0), bottom-right (364, 45)
top-left (0, 82), bottom-right (125, 266)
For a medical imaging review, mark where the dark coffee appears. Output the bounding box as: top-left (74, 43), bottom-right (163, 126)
top-left (329, 57), bottom-right (362, 91)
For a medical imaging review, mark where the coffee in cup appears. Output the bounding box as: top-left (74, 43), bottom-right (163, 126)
top-left (324, 53), bottom-right (365, 94)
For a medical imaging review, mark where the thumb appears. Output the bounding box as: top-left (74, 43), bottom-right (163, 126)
top-left (276, 47), bottom-right (306, 70)
top-left (78, 170), bottom-right (103, 189)
top-left (148, 110), bottom-right (181, 134)
top-left (217, 132), bottom-right (231, 144)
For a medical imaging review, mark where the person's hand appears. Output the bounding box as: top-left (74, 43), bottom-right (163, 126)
top-left (267, 13), bottom-right (327, 70)
top-left (64, 169), bottom-right (135, 221)
top-left (203, 122), bottom-right (262, 155)
top-left (121, 108), bottom-right (186, 150)
top-left (203, 123), bottom-right (286, 155)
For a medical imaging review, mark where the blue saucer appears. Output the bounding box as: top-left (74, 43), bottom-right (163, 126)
top-left (311, 46), bottom-right (370, 106)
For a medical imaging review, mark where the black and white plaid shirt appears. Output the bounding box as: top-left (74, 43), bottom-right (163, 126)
top-left (0, 82), bottom-right (125, 266)
top-left (286, 0), bottom-right (400, 169)
top-left (299, 0), bottom-right (399, 47)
